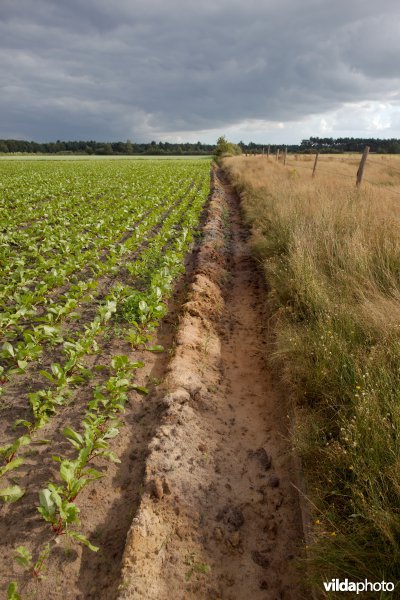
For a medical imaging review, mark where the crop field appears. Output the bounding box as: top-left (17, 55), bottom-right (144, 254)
top-left (0, 157), bottom-right (211, 597)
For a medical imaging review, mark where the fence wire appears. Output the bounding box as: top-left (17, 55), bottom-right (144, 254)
top-left (249, 153), bottom-right (400, 200)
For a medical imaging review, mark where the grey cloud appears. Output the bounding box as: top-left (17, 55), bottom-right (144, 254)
top-left (1, 0), bottom-right (400, 140)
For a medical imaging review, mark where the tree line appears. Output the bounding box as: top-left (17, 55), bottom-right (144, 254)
top-left (1, 137), bottom-right (400, 155)
top-left (0, 139), bottom-right (214, 155)
top-left (242, 137), bottom-right (400, 154)
top-left (299, 137), bottom-right (400, 153)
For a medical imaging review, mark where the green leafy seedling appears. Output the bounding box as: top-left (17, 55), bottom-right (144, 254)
top-left (14, 543), bottom-right (51, 579)
top-left (0, 458), bottom-right (24, 478)
top-left (111, 354), bottom-right (144, 373)
top-left (0, 435), bottom-right (30, 463)
top-left (67, 531), bottom-right (99, 552)
top-left (146, 344), bottom-right (164, 353)
top-left (7, 582), bottom-right (21, 600)
top-left (28, 389), bottom-right (66, 428)
top-left (40, 363), bottom-right (70, 387)
top-left (14, 545), bottom-right (32, 569)
top-left (184, 553), bottom-right (211, 581)
top-left (0, 485), bottom-right (25, 503)
top-left (38, 484), bottom-right (80, 534)
top-left (131, 385), bottom-right (149, 395)
top-left (125, 328), bottom-right (148, 347)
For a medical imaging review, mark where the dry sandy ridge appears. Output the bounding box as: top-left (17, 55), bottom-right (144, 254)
top-left (117, 168), bottom-right (305, 600)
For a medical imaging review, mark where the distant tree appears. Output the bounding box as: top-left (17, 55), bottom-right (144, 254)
top-left (388, 141), bottom-right (400, 154)
top-left (54, 140), bottom-right (66, 152)
top-left (214, 136), bottom-right (242, 158)
top-left (112, 141), bottom-right (126, 154)
top-left (95, 143), bottom-right (113, 155)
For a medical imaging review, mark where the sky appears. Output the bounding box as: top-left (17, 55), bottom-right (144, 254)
top-left (1, 0), bottom-right (400, 144)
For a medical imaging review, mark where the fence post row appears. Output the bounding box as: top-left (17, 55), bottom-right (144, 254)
top-left (253, 145), bottom-right (369, 185)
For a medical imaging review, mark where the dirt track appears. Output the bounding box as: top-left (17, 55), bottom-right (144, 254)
top-left (117, 168), bottom-right (304, 599)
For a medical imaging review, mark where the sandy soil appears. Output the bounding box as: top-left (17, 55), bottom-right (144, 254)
top-left (117, 168), bottom-right (304, 600)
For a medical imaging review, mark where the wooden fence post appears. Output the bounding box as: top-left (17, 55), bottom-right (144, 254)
top-left (312, 152), bottom-right (319, 178)
top-left (284, 147), bottom-right (287, 166)
top-left (276, 149), bottom-right (280, 161)
top-left (267, 145), bottom-right (270, 160)
top-left (356, 146), bottom-right (370, 186)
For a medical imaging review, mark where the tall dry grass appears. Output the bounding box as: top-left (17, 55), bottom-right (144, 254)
top-left (224, 155), bottom-right (400, 597)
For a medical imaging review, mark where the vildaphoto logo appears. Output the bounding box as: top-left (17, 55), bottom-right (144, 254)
top-left (323, 579), bottom-right (395, 594)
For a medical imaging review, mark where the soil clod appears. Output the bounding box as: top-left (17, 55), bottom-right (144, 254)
top-left (268, 475), bottom-right (280, 488)
top-left (251, 550), bottom-right (270, 569)
top-left (250, 447), bottom-right (272, 470)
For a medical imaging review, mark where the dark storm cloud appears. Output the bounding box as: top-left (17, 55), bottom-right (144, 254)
top-left (1, 0), bottom-right (399, 140)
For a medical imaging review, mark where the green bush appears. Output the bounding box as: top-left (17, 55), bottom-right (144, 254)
top-left (214, 136), bottom-right (242, 158)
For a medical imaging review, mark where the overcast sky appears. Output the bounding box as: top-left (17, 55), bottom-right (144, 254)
top-left (1, 0), bottom-right (400, 143)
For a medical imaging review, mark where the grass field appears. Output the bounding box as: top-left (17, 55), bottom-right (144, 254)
top-left (223, 154), bottom-right (400, 597)
top-left (0, 157), bottom-right (210, 597)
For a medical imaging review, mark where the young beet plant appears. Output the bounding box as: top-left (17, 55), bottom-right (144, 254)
top-left (15, 389), bottom-right (67, 431)
top-left (37, 422), bottom-right (114, 547)
top-left (38, 482), bottom-right (99, 551)
top-left (14, 544), bottom-right (51, 578)
top-left (121, 286), bottom-right (166, 328)
top-left (0, 336), bottom-right (42, 380)
top-left (88, 355), bottom-right (147, 414)
top-left (7, 581), bottom-right (21, 600)
top-left (0, 435), bottom-right (30, 503)
top-left (7, 542), bottom-right (51, 597)
top-left (63, 418), bottom-right (121, 466)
